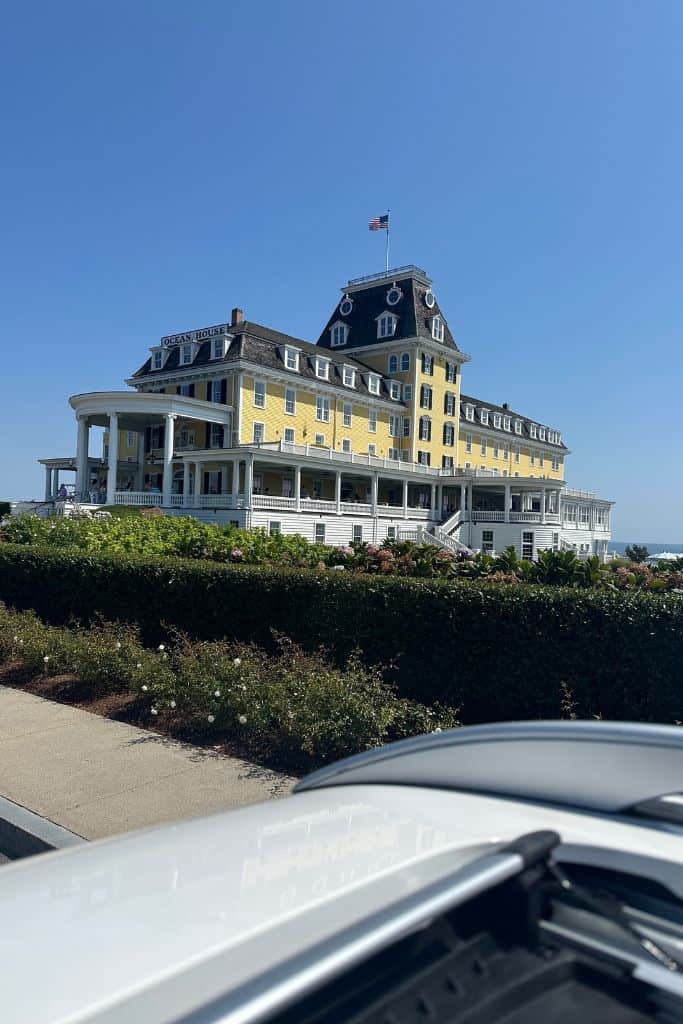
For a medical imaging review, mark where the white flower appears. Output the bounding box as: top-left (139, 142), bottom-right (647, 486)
top-left (158, 644), bottom-right (165, 652)
top-left (162, 653), bottom-right (168, 660)
top-left (207, 714), bottom-right (215, 724)
top-left (238, 714), bottom-right (247, 725)
top-left (151, 707), bottom-right (158, 716)
top-left (136, 662), bottom-right (142, 669)
top-left (13, 636), bottom-right (18, 642)
top-left (115, 641), bottom-right (122, 650)
top-left (233, 657), bottom-right (241, 667)
top-left (18, 639), bottom-right (24, 646)
top-left (169, 700), bottom-right (176, 709)
top-left (43, 655), bottom-right (50, 663)
top-left (141, 684), bottom-right (148, 692)
top-left (214, 689), bottom-right (221, 697)
top-left (433, 726), bottom-right (443, 734)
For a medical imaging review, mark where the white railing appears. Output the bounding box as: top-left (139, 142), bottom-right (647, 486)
top-left (114, 492), bottom-right (162, 506)
top-left (563, 487), bottom-right (596, 499)
top-left (340, 501), bottom-right (372, 515)
top-left (170, 494), bottom-right (185, 507)
top-left (473, 510), bottom-right (505, 521)
top-left (347, 264), bottom-right (428, 287)
top-left (514, 511), bottom-right (542, 522)
top-left (301, 498), bottom-right (337, 513)
top-left (252, 494), bottom-right (297, 510)
top-left (376, 504), bottom-right (405, 517)
top-left (440, 509), bottom-right (464, 534)
top-left (425, 525), bottom-right (472, 555)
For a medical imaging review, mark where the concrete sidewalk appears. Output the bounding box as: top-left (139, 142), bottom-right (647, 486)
top-left (0, 686), bottom-right (294, 840)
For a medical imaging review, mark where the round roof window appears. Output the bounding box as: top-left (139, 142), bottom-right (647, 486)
top-left (424, 289), bottom-right (436, 309)
top-left (386, 286), bottom-right (402, 306)
top-left (339, 295), bottom-right (354, 317)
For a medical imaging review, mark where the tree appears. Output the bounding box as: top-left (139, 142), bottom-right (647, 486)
top-left (625, 544), bottom-right (649, 563)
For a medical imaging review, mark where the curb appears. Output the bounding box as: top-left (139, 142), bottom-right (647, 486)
top-left (0, 794), bottom-right (84, 860)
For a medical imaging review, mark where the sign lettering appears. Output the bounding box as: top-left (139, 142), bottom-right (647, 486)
top-left (161, 324), bottom-right (230, 348)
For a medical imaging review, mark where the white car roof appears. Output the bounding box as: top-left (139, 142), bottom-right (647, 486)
top-left (1, 780), bottom-right (683, 1024)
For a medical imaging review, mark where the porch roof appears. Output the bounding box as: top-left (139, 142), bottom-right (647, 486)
top-left (69, 391), bottom-right (232, 430)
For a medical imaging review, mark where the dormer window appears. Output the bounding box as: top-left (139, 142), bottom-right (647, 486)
top-left (152, 350), bottom-right (164, 370)
top-left (367, 374), bottom-right (380, 395)
top-left (514, 419), bottom-right (523, 434)
top-left (389, 380), bottom-right (401, 401)
top-left (330, 322), bottom-right (348, 348)
top-left (480, 409), bottom-right (489, 426)
top-left (503, 415), bottom-right (511, 431)
top-left (180, 343), bottom-right (194, 366)
top-left (464, 403), bottom-right (475, 422)
top-left (431, 316), bottom-right (445, 342)
top-left (377, 312), bottom-right (397, 338)
top-left (539, 427), bottom-right (546, 441)
top-left (530, 423), bottom-right (537, 439)
top-left (493, 413), bottom-right (502, 428)
top-left (284, 346), bottom-right (300, 372)
top-left (315, 356), bottom-right (330, 380)
top-left (212, 337), bottom-right (226, 360)
top-left (342, 365), bottom-right (356, 388)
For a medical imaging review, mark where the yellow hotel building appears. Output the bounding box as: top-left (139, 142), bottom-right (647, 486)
top-left (39, 265), bottom-right (612, 559)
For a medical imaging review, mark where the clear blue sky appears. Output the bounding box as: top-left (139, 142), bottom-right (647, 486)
top-left (1, 1), bottom-right (681, 541)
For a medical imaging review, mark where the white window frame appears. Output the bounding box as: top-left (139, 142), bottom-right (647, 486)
top-left (342, 438), bottom-right (352, 453)
top-left (522, 531), bottom-right (534, 560)
top-left (503, 415), bottom-right (511, 431)
top-left (388, 447), bottom-right (400, 461)
top-left (342, 402), bottom-right (352, 427)
top-left (315, 523), bottom-right (326, 544)
top-left (126, 431), bottom-right (135, 448)
top-left (552, 455), bottom-right (559, 472)
top-left (431, 316), bottom-right (445, 342)
top-left (269, 521), bottom-right (282, 536)
top-left (315, 433), bottom-right (325, 446)
top-left (464, 404), bottom-right (474, 422)
top-left (539, 427), bottom-right (546, 441)
top-left (465, 432), bottom-right (472, 453)
top-left (180, 343), bottom-right (194, 366)
top-left (389, 380), bottom-right (401, 401)
top-left (445, 361), bottom-right (456, 383)
top-left (388, 354), bottom-right (398, 374)
top-left (403, 416), bottom-right (411, 438)
top-left (330, 323), bottom-right (348, 348)
top-left (419, 416), bottom-right (431, 442)
top-left (493, 441), bottom-right (499, 458)
top-left (377, 313), bottom-right (397, 339)
top-left (285, 388), bottom-right (296, 415)
top-left (530, 423), bottom-right (537, 439)
top-left (284, 427), bottom-right (295, 444)
top-left (482, 530), bottom-right (495, 554)
top-left (514, 444), bottom-right (520, 463)
top-left (212, 337), bottom-right (225, 360)
top-left (284, 346), bottom-right (300, 371)
top-left (253, 380), bottom-right (266, 408)
top-left (315, 357), bottom-right (330, 380)
top-left (418, 450), bottom-right (430, 466)
top-left (367, 373), bottom-right (380, 395)
top-left (352, 524), bottom-right (363, 543)
top-left (389, 414), bottom-right (401, 437)
top-left (421, 353), bottom-right (434, 375)
top-left (252, 422), bottom-right (264, 444)
top-left (400, 352), bottom-right (410, 372)
top-left (152, 350), bottom-right (164, 370)
top-left (211, 379), bottom-right (223, 404)
top-left (444, 422), bottom-right (454, 446)
top-left (493, 413), bottom-right (502, 429)
top-left (503, 443), bottom-right (509, 461)
top-left (442, 455), bottom-right (454, 469)
top-left (403, 383), bottom-right (413, 402)
top-left (368, 408), bottom-right (377, 433)
top-left (342, 365), bottom-right (356, 388)
top-left (316, 395), bottom-right (330, 423)
top-left (368, 443), bottom-right (376, 456)
top-left (444, 392), bottom-right (456, 416)
top-left (210, 423), bottom-right (224, 449)
top-left (480, 409), bottom-right (489, 426)
top-left (514, 419), bottom-right (523, 434)
top-left (480, 437), bottom-right (487, 456)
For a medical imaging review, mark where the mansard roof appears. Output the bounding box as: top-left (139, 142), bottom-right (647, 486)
top-left (315, 267), bottom-right (463, 354)
top-left (130, 321), bottom-right (405, 405)
top-left (460, 393), bottom-right (568, 451)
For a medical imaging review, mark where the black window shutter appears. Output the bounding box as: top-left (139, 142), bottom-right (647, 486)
top-left (158, 423), bottom-right (165, 449)
top-left (427, 421), bottom-right (432, 442)
top-left (443, 394), bottom-right (447, 414)
top-left (189, 383), bottom-right (195, 398)
top-left (144, 426), bottom-right (151, 453)
top-left (421, 353), bottom-right (426, 372)
top-left (176, 385), bottom-right (181, 395)
top-left (428, 389), bottom-right (433, 410)
top-left (220, 379), bottom-right (227, 404)
top-left (205, 423), bottom-right (211, 448)
top-left (207, 381), bottom-right (212, 402)
top-left (203, 472), bottom-right (209, 494)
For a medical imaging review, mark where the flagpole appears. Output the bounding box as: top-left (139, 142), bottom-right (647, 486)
top-left (385, 209), bottom-right (390, 273)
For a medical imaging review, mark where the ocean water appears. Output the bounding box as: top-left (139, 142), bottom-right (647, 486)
top-left (610, 541), bottom-right (683, 555)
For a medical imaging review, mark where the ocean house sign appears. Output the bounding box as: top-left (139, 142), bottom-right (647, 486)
top-left (161, 324), bottom-right (230, 348)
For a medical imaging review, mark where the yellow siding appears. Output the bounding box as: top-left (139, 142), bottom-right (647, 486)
top-left (458, 427), bottom-right (564, 479)
top-left (412, 349), bottom-right (461, 468)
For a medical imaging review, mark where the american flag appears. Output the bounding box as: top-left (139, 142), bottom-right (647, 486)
top-left (368, 214), bottom-right (389, 231)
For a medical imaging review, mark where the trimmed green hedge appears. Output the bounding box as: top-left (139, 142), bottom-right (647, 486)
top-left (0, 544), bottom-right (681, 724)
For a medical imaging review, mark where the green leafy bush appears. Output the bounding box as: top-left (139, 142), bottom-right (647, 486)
top-left (0, 604), bottom-right (457, 770)
top-left (0, 545), bottom-right (681, 724)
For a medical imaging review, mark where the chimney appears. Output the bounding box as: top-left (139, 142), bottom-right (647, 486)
top-left (231, 307), bottom-right (244, 326)
top-left (502, 402), bottom-right (509, 410)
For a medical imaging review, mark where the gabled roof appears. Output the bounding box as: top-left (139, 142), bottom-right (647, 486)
top-left (460, 393), bottom-right (568, 451)
top-left (131, 321), bottom-right (405, 405)
top-left (315, 270), bottom-right (462, 354)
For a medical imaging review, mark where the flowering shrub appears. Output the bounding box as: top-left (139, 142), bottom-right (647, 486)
top-left (0, 603), bottom-right (458, 770)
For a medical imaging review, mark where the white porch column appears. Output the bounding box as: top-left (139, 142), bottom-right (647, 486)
top-left (429, 483), bottom-right (436, 518)
top-left (194, 462), bottom-right (202, 508)
top-left (244, 455), bottom-right (254, 506)
top-left (540, 486), bottom-right (547, 525)
top-left (504, 483), bottom-right (511, 523)
top-left (335, 471), bottom-right (342, 515)
top-left (294, 465), bottom-right (302, 512)
top-left (161, 414), bottom-right (176, 507)
top-left (402, 479), bottom-right (408, 519)
top-left (75, 416), bottom-right (90, 498)
top-left (44, 467), bottom-right (52, 502)
top-left (232, 460), bottom-right (240, 502)
top-left (182, 462), bottom-right (190, 505)
top-left (52, 469), bottom-right (60, 498)
top-left (371, 473), bottom-right (379, 516)
top-left (136, 433), bottom-right (146, 491)
top-left (106, 413), bottom-right (119, 505)
top-left (467, 482), bottom-right (473, 515)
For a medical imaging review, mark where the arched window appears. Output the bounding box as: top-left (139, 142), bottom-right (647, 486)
top-left (388, 354), bottom-right (398, 374)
